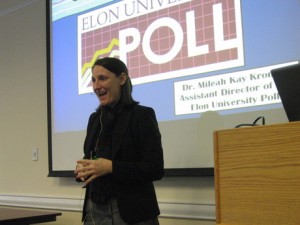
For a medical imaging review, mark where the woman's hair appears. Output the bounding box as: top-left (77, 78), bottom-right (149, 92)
top-left (92, 57), bottom-right (138, 107)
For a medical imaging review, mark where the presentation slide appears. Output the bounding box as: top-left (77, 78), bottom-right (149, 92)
top-left (48, 0), bottom-right (300, 176)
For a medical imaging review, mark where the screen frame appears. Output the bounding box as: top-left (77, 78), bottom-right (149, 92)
top-left (46, 0), bottom-right (214, 177)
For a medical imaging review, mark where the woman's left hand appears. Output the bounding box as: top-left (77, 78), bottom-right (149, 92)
top-left (75, 158), bottom-right (112, 185)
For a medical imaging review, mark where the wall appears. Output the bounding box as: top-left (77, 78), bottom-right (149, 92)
top-left (0, 1), bottom-right (216, 224)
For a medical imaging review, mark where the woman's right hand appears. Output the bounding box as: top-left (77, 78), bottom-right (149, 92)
top-left (75, 162), bottom-right (87, 182)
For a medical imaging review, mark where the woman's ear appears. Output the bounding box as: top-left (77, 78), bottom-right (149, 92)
top-left (120, 72), bottom-right (127, 86)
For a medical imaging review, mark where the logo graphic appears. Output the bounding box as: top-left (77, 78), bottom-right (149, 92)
top-left (78, 0), bottom-right (244, 94)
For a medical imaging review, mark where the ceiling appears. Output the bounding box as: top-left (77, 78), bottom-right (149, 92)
top-left (0, 0), bottom-right (39, 17)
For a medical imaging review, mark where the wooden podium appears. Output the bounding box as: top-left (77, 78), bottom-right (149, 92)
top-left (213, 122), bottom-right (300, 225)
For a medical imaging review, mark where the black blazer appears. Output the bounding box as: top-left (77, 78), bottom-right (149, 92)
top-left (82, 104), bottom-right (164, 224)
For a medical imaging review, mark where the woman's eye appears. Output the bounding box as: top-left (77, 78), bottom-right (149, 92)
top-left (92, 76), bottom-right (107, 83)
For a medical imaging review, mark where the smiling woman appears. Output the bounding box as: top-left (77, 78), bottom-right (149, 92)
top-left (74, 57), bottom-right (164, 225)
top-left (92, 65), bottom-right (126, 106)
top-left (91, 57), bottom-right (137, 107)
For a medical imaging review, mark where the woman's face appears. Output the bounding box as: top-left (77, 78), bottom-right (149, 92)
top-left (92, 65), bottom-right (126, 106)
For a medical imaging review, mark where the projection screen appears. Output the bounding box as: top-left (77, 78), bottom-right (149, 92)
top-left (47, 0), bottom-right (300, 176)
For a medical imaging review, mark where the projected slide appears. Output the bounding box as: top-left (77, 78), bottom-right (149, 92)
top-left (48, 0), bottom-right (300, 175)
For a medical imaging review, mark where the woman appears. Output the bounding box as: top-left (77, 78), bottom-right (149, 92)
top-left (75, 57), bottom-right (164, 225)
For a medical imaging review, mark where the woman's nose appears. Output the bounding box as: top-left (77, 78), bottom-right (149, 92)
top-left (93, 80), bottom-right (101, 89)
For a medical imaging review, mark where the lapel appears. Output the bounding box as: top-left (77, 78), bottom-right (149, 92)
top-left (112, 107), bottom-right (133, 158)
top-left (86, 112), bottom-right (101, 156)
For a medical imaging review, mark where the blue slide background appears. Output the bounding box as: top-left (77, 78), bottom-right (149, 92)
top-left (51, 0), bottom-right (300, 132)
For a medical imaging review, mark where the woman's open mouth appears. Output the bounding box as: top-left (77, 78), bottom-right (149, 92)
top-left (95, 90), bottom-right (107, 97)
